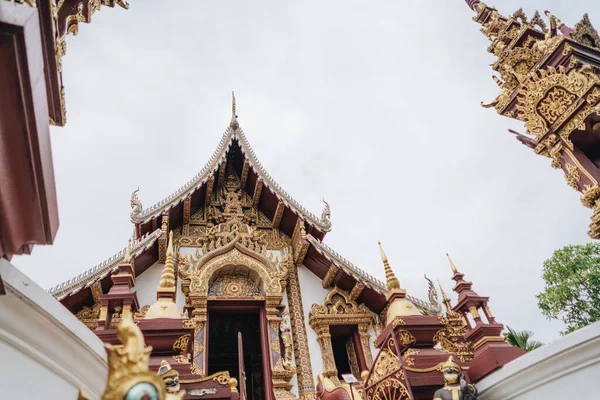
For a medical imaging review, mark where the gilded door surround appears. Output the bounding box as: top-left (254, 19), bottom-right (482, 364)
top-left (309, 286), bottom-right (374, 382)
top-left (179, 236), bottom-right (297, 400)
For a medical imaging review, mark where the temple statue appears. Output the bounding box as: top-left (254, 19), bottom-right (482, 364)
top-left (432, 357), bottom-right (477, 400)
top-left (280, 307), bottom-right (295, 371)
top-left (157, 360), bottom-right (181, 394)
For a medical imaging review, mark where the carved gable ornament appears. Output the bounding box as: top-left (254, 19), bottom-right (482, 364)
top-left (572, 14), bottom-right (600, 50)
top-left (309, 286), bottom-right (372, 327)
top-left (515, 65), bottom-right (600, 143)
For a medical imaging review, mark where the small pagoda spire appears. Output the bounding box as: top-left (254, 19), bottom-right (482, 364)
top-left (378, 241), bottom-right (400, 290)
top-left (230, 91), bottom-right (239, 130)
top-left (146, 231), bottom-right (181, 319)
top-left (438, 279), bottom-right (452, 310)
top-left (377, 241), bottom-right (420, 320)
top-left (158, 231), bottom-right (177, 293)
top-left (446, 252), bottom-right (459, 275)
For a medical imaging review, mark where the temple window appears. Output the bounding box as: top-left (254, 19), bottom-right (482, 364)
top-left (309, 287), bottom-right (374, 384)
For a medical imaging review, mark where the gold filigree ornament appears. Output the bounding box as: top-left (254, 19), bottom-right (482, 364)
top-left (571, 14), bottom-right (600, 50)
top-left (516, 66), bottom-right (600, 140)
top-left (78, 315), bottom-right (185, 400)
top-left (565, 163), bottom-right (581, 190)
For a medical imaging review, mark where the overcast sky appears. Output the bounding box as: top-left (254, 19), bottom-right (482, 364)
top-left (13, 1), bottom-right (600, 344)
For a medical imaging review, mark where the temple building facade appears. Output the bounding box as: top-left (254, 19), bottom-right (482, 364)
top-left (48, 99), bottom-right (521, 400)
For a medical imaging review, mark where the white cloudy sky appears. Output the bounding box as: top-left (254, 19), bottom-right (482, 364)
top-left (14, 1), bottom-right (600, 343)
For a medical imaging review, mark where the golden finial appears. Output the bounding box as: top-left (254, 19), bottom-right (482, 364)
top-left (437, 279), bottom-right (450, 302)
top-left (158, 231), bottom-right (176, 290)
top-left (378, 241), bottom-right (400, 290)
top-left (146, 231), bottom-right (181, 319)
top-left (230, 91), bottom-right (239, 129)
top-left (124, 238), bottom-right (132, 263)
top-left (446, 252), bottom-right (459, 275)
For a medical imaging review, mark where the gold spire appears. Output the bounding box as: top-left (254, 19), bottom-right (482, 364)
top-left (230, 91), bottom-right (239, 129)
top-left (446, 252), bottom-right (459, 275)
top-left (146, 231), bottom-right (181, 319)
top-left (124, 238), bottom-right (132, 263)
top-left (378, 241), bottom-right (400, 290)
top-left (438, 279), bottom-right (450, 303)
top-left (158, 231), bottom-right (176, 291)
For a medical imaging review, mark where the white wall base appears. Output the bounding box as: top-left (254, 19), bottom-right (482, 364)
top-left (476, 320), bottom-right (600, 399)
top-left (0, 259), bottom-right (107, 399)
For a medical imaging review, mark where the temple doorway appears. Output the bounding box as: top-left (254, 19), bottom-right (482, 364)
top-left (208, 308), bottom-right (265, 400)
top-left (330, 325), bottom-right (363, 380)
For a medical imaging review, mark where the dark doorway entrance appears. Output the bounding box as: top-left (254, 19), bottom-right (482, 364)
top-left (208, 309), bottom-right (265, 400)
top-left (331, 334), bottom-right (352, 378)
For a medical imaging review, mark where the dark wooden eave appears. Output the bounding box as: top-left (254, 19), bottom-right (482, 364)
top-left (0, 1), bottom-right (59, 258)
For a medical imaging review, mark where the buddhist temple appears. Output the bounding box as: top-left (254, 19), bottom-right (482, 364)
top-left (3, 1), bottom-right (600, 400)
top-left (45, 95), bottom-right (523, 400)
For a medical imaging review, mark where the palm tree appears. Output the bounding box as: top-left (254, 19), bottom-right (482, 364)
top-left (503, 326), bottom-right (543, 351)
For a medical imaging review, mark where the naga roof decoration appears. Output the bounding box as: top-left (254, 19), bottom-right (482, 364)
top-left (306, 235), bottom-right (441, 315)
top-left (129, 125), bottom-right (332, 233)
top-left (48, 228), bottom-right (162, 300)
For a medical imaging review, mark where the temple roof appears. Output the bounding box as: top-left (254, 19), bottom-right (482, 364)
top-left (130, 125), bottom-right (332, 234)
top-left (50, 111), bottom-right (439, 316)
top-left (49, 228), bottom-right (162, 300)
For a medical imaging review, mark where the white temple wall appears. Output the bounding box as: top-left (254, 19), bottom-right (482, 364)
top-left (136, 260), bottom-right (186, 312)
top-left (0, 259), bottom-right (107, 399)
top-left (297, 265), bottom-right (331, 383)
top-left (367, 324), bottom-right (379, 364)
top-left (476, 320), bottom-right (600, 399)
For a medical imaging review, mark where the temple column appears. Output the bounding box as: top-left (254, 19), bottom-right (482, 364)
top-left (314, 325), bottom-right (338, 383)
top-left (189, 296), bottom-right (208, 376)
top-left (266, 296), bottom-right (295, 400)
top-left (286, 264), bottom-right (316, 400)
top-left (357, 323), bottom-right (373, 368)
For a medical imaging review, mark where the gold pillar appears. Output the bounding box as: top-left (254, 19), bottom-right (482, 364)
top-left (314, 325), bottom-right (338, 383)
top-left (358, 323), bottom-right (373, 368)
top-left (286, 264), bottom-right (316, 400)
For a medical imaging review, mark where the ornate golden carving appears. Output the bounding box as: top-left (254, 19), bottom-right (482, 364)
top-left (565, 163), bottom-right (581, 190)
top-left (537, 87), bottom-right (577, 125)
top-left (172, 354), bottom-right (191, 364)
top-left (173, 335), bottom-right (189, 352)
top-left (346, 338), bottom-right (360, 377)
top-left (349, 282), bottom-right (365, 301)
top-left (366, 340), bottom-right (400, 387)
top-left (582, 185), bottom-right (600, 208)
top-left (79, 316), bottom-right (185, 399)
top-left (364, 339), bottom-right (412, 400)
top-left (75, 282), bottom-right (103, 330)
top-left (395, 330), bottom-right (416, 347)
top-left (310, 287), bottom-right (374, 378)
top-left (516, 66), bottom-right (599, 139)
top-left (208, 274), bottom-right (261, 297)
top-left (572, 14), bottom-right (600, 49)
top-left (322, 263), bottom-right (338, 288)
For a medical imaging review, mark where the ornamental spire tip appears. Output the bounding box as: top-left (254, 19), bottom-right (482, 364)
top-left (378, 241), bottom-right (400, 291)
top-left (446, 252), bottom-right (459, 275)
top-left (230, 91), bottom-right (239, 129)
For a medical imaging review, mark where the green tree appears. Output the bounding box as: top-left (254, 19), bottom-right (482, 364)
top-left (537, 242), bottom-right (600, 335)
top-left (503, 326), bottom-right (543, 351)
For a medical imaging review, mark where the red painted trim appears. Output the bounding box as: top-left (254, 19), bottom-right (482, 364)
top-left (352, 330), bottom-right (368, 373)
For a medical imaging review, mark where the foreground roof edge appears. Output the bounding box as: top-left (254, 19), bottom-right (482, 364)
top-left (306, 234), bottom-right (441, 315)
top-left (130, 125), bottom-right (332, 233)
top-left (48, 228), bottom-right (162, 299)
